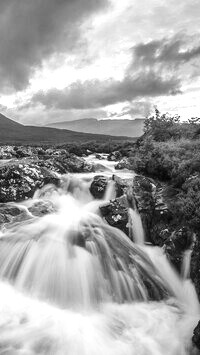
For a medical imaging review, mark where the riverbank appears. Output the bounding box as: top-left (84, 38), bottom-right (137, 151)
top-left (0, 136), bottom-right (200, 353)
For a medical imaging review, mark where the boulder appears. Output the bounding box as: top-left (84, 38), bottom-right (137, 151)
top-left (14, 147), bottom-right (33, 158)
top-left (115, 157), bottom-right (132, 170)
top-left (192, 320), bottom-right (200, 350)
top-left (28, 200), bottom-right (56, 217)
top-left (40, 153), bottom-right (94, 174)
top-left (95, 153), bottom-right (103, 160)
top-left (0, 159), bottom-right (60, 203)
top-left (0, 146), bottom-right (17, 159)
top-left (0, 203), bottom-right (31, 228)
top-left (163, 228), bottom-right (193, 270)
top-left (107, 151), bottom-right (122, 161)
top-left (191, 237), bottom-right (200, 301)
top-left (100, 195), bottom-right (130, 235)
top-left (90, 175), bottom-right (109, 199)
top-left (90, 175), bottom-right (132, 200)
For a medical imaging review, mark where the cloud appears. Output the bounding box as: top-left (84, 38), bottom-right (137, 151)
top-left (0, 103), bottom-right (7, 112)
top-left (120, 101), bottom-right (153, 118)
top-left (130, 34), bottom-right (200, 70)
top-left (28, 71), bottom-right (180, 110)
top-left (0, 0), bottom-right (108, 92)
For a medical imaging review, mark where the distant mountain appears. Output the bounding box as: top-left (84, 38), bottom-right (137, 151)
top-left (46, 118), bottom-right (145, 137)
top-left (0, 114), bottom-right (135, 145)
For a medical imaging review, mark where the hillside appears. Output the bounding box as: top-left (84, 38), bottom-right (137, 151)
top-left (46, 118), bottom-right (144, 137)
top-left (0, 113), bottom-right (135, 145)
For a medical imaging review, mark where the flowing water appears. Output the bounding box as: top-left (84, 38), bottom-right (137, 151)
top-left (0, 155), bottom-right (199, 355)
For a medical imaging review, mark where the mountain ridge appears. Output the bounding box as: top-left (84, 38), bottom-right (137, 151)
top-left (46, 118), bottom-right (145, 138)
top-left (0, 113), bottom-right (136, 145)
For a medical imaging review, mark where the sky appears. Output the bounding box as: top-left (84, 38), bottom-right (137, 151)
top-left (0, 0), bottom-right (200, 125)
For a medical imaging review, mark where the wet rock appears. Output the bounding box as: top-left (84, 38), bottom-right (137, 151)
top-left (115, 157), bottom-right (132, 170)
top-left (0, 146), bottom-right (16, 159)
top-left (107, 151), bottom-right (122, 161)
top-left (132, 175), bottom-right (195, 270)
top-left (100, 195), bottom-right (130, 235)
top-left (14, 147), bottom-right (32, 158)
top-left (90, 175), bottom-right (108, 199)
top-left (0, 203), bottom-right (31, 228)
top-left (113, 175), bottom-right (133, 197)
top-left (132, 175), bottom-right (173, 243)
top-left (93, 163), bottom-right (109, 172)
top-left (95, 153), bottom-right (103, 160)
top-left (192, 320), bottom-right (200, 350)
top-left (28, 200), bottom-right (56, 217)
top-left (191, 237), bottom-right (200, 301)
top-left (42, 153), bottom-right (94, 174)
top-left (99, 175), bottom-right (156, 237)
top-left (90, 175), bottom-right (132, 200)
top-left (0, 159), bottom-right (60, 203)
top-left (163, 228), bottom-right (193, 270)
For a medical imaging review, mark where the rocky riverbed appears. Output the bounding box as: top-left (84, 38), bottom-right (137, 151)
top-left (0, 144), bottom-right (200, 351)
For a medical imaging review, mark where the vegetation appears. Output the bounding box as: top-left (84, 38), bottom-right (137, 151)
top-left (127, 109), bottom-right (200, 234)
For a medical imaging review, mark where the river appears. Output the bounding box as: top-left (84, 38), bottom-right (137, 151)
top-left (0, 154), bottom-right (199, 354)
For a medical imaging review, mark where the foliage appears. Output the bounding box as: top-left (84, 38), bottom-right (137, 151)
top-left (173, 176), bottom-right (200, 231)
top-left (127, 109), bottom-right (200, 234)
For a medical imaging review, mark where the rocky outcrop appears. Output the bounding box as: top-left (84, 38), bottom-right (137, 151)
top-left (97, 173), bottom-right (194, 272)
top-left (28, 200), bottom-right (56, 217)
top-left (107, 151), bottom-right (122, 161)
top-left (191, 238), bottom-right (200, 301)
top-left (163, 228), bottom-right (193, 270)
top-left (90, 175), bottom-right (132, 200)
top-left (0, 159), bottom-right (60, 203)
top-left (100, 195), bottom-right (130, 235)
top-left (115, 157), bottom-right (132, 170)
top-left (95, 153), bottom-right (104, 160)
top-left (0, 148), bottom-right (95, 203)
top-left (90, 175), bottom-right (109, 199)
top-left (192, 320), bottom-right (200, 350)
top-left (0, 203), bottom-right (31, 228)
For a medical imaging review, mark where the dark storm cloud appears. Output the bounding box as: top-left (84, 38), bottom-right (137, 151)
top-left (0, 0), bottom-right (108, 92)
top-left (130, 34), bottom-right (200, 70)
top-left (29, 72), bottom-right (180, 110)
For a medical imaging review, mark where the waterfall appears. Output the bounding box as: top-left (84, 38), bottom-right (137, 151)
top-left (0, 194), bottom-right (167, 308)
top-left (181, 249), bottom-right (192, 280)
top-left (0, 160), bottom-right (199, 355)
top-left (103, 179), bottom-right (116, 200)
top-left (128, 208), bottom-right (145, 245)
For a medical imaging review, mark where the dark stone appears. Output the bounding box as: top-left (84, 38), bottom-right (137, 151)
top-left (107, 151), bottom-right (122, 161)
top-left (90, 175), bottom-right (132, 200)
top-left (115, 158), bottom-right (132, 170)
top-left (192, 320), bottom-right (200, 350)
top-left (163, 228), bottom-right (193, 270)
top-left (95, 153), bottom-right (103, 160)
top-left (0, 203), bottom-right (31, 228)
top-left (100, 195), bottom-right (130, 235)
top-left (0, 159), bottom-right (60, 203)
top-left (90, 175), bottom-right (108, 199)
top-left (191, 237), bottom-right (200, 301)
top-left (15, 147), bottom-right (32, 158)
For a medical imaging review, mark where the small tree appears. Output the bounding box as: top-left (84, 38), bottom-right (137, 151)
top-left (144, 108), bottom-right (180, 141)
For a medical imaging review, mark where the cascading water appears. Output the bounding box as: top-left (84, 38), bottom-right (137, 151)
top-left (128, 208), bottom-right (145, 245)
top-left (0, 155), bottom-right (199, 355)
top-left (181, 249), bottom-right (192, 280)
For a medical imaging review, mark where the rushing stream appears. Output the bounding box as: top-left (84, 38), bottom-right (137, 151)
top-left (0, 155), bottom-right (199, 354)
